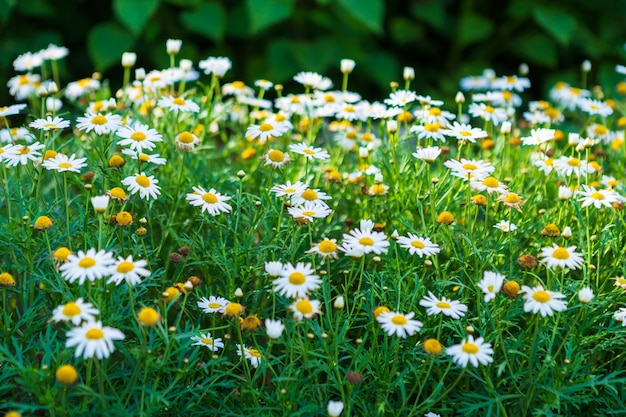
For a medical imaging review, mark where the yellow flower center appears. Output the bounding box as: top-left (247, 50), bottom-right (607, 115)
top-left (391, 315), bottom-right (407, 325)
top-left (85, 328), bottom-right (104, 340)
top-left (54, 247), bottom-right (72, 261)
top-left (172, 97), bottom-right (186, 106)
top-left (461, 342), bottom-right (479, 354)
top-left (138, 307), bottom-right (159, 325)
top-left (502, 91), bottom-right (512, 101)
top-left (411, 240), bottom-right (425, 249)
top-left (344, 105), bottom-right (355, 113)
top-left (58, 162), bottom-right (73, 169)
top-left (178, 131), bottom-right (195, 144)
top-left (359, 237), bottom-right (374, 246)
top-left (296, 299), bottom-right (313, 315)
top-left (139, 154), bottom-right (150, 162)
top-left (200, 338), bottom-right (213, 345)
top-left (91, 115), bottom-right (107, 125)
top-left (505, 193), bottom-right (521, 204)
top-left (532, 290), bottom-right (551, 303)
top-left (131, 132), bottom-right (146, 141)
top-left (484, 106), bottom-right (495, 113)
top-left (594, 125), bottom-right (607, 135)
top-left (78, 257), bottom-right (96, 268)
top-left (424, 123), bottom-right (439, 132)
top-left (232, 81), bottom-right (245, 89)
top-left (208, 302), bottom-right (221, 309)
top-left (62, 302), bottom-right (81, 317)
top-left (301, 189), bottom-right (318, 200)
top-left (590, 192), bottom-right (604, 200)
top-left (462, 163), bottom-right (477, 170)
top-left (259, 123), bottom-right (273, 132)
top-left (135, 175), bottom-right (150, 187)
top-left (18, 75), bottom-right (29, 85)
top-left (303, 149), bottom-right (316, 155)
top-left (224, 302), bottom-right (244, 315)
top-left (567, 158), bottom-right (580, 167)
top-left (18, 146), bottom-right (30, 155)
top-left (482, 177), bottom-right (499, 188)
top-left (370, 184), bottom-right (386, 195)
top-left (202, 193), bottom-right (218, 204)
top-left (301, 211), bottom-right (315, 217)
top-left (268, 150), bottom-right (285, 162)
top-left (248, 348), bottom-right (261, 358)
top-left (346, 131), bottom-right (358, 140)
top-left (487, 285), bottom-right (494, 292)
top-left (324, 94), bottom-right (335, 102)
top-left (429, 107), bottom-right (442, 116)
top-left (288, 272), bottom-right (306, 285)
top-left (435, 301), bottom-right (451, 309)
top-left (459, 130), bottom-right (473, 137)
top-left (552, 247), bottom-right (570, 260)
top-left (116, 261), bottom-right (135, 273)
top-left (319, 240), bottom-right (337, 253)
top-left (43, 123), bottom-right (57, 128)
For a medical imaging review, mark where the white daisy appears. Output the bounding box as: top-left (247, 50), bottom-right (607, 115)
top-left (76, 111), bottom-right (122, 135)
top-left (477, 271), bottom-right (505, 302)
top-left (186, 186), bottom-right (232, 216)
top-left (246, 120), bottom-right (288, 143)
top-left (287, 202), bottom-right (332, 223)
top-left (175, 131), bottom-right (201, 151)
top-left (444, 158), bottom-right (495, 181)
top-left (64, 77), bottom-right (101, 101)
top-left (444, 122), bottom-right (488, 143)
top-left (264, 261), bottom-right (284, 277)
top-left (59, 248), bottom-right (115, 285)
top-left (197, 295), bottom-right (230, 314)
top-left (0, 144), bottom-right (18, 162)
top-left (340, 219), bottom-right (389, 256)
top-left (419, 291), bottom-right (467, 319)
top-left (157, 96), bottom-right (200, 113)
top-left (538, 244), bottom-right (583, 270)
top-left (289, 298), bottom-right (322, 320)
top-left (447, 335), bottom-right (494, 368)
top-left (28, 116), bottom-right (70, 131)
top-left (396, 234), bottom-right (440, 257)
top-left (121, 172), bottom-right (161, 200)
top-left (121, 149), bottom-right (167, 165)
top-left (263, 149), bottom-right (291, 169)
top-left (493, 220), bottom-right (517, 233)
top-left (65, 320), bottom-right (125, 359)
top-left (521, 128), bottom-right (556, 146)
top-left (293, 71), bottom-right (332, 90)
top-left (577, 98), bottom-right (613, 117)
top-left (614, 308), bottom-right (626, 325)
top-left (410, 123), bottom-right (448, 142)
top-left (384, 89), bottom-right (417, 107)
top-left (520, 285), bottom-right (568, 317)
top-left (270, 180), bottom-right (308, 198)
top-left (376, 311), bottom-right (423, 338)
top-left (116, 122), bottom-right (163, 153)
top-left (470, 176), bottom-right (508, 195)
top-left (13, 51), bottom-right (43, 71)
top-left (291, 188), bottom-right (332, 207)
top-left (288, 143), bottom-right (330, 160)
top-left (107, 255), bottom-right (150, 286)
top-left (578, 287), bottom-right (594, 304)
top-left (52, 298), bottom-right (99, 326)
top-left (413, 146), bottom-right (442, 163)
top-left (4, 142), bottom-right (45, 167)
top-left (306, 238), bottom-right (339, 260)
top-left (274, 262), bottom-right (321, 298)
top-left (577, 185), bottom-right (621, 209)
top-left (264, 318), bottom-right (285, 339)
top-left (191, 332), bottom-right (224, 352)
top-left (198, 56), bottom-right (232, 77)
top-left (42, 153), bottom-right (88, 173)
top-left (235, 344), bottom-right (263, 368)
top-left (468, 103), bottom-right (507, 125)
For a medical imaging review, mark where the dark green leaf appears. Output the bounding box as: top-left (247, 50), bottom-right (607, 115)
top-left (337, 0), bottom-right (384, 34)
top-left (390, 17), bottom-right (425, 45)
top-left (113, 0), bottom-right (161, 36)
top-left (458, 13), bottom-right (494, 47)
top-left (533, 6), bottom-right (577, 45)
top-left (163, 0), bottom-right (202, 5)
top-left (410, 1), bottom-right (448, 34)
top-left (514, 33), bottom-right (557, 68)
top-left (180, 3), bottom-right (226, 42)
top-left (246, 0), bottom-right (294, 34)
top-left (87, 22), bottom-right (134, 71)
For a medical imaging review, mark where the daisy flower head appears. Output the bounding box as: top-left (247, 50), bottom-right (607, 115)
top-left (121, 172), bottom-right (161, 200)
top-left (293, 71), bottom-right (332, 90)
top-left (121, 149), bottom-right (167, 166)
top-left (270, 180), bottom-right (307, 199)
top-left (520, 285), bottom-right (567, 317)
top-left (468, 102), bottom-right (507, 125)
top-left (577, 97), bottom-right (613, 117)
top-left (8, 73), bottom-right (41, 100)
top-left (40, 43), bottom-right (69, 61)
top-left (76, 111), bottom-right (122, 135)
top-left (539, 244), bottom-right (583, 270)
top-left (493, 220), bottom-right (517, 232)
top-left (198, 56), bottom-right (232, 77)
top-left (306, 238), bottom-right (339, 259)
top-left (478, 271), bottom-right (505, 302)
top-left (419, 291), bottom-right (468, 319)
top-left (577, 185), bottom-right (621, 209)
top-left (116, 122), bottom-right (163, 153)
top-left (246, 120), bottom-right (288, 143)
top-left (59, 248), bottom-right (115, 285)
top-left (470, 176), bottom-right (508, 195)
top-left (175, 131), bottom-right (201, 151)
top-left (52, 298), bottom-right (99, 325)
top-left (396, 233), bottom-right (440, 257)
top-left (274, 262), bottom-right (321, 298)
top-left (289, 297), bottom-right (322, 320)
top-left (13, 51), bottom-right (44, 72)
top-left (65, 320), bottom-right (125, 359)
top-left (384, 89), bottom-right (417, 107)
top-left (377, 310), bottom-right (423, 338)
top-left (291, 188), bottom-right (332, 207)
top-left (287, 201), bottom-right (332, 223)
top-left (410, 122), bottom-right (448, 142)
top-left (158, 95), bottom-right (200, 114)
top-left (186, 186), bottom-right (232, 216)
top-left (288, 143), bottom-right (330, 161)
top-left (493, 74), bottom-right (531, 92)
top-left (447, 334), bottom-right (494, 368)
top-left (445, 122), bottom-right (488, 143)
top-left (4, 142), bottom-right (45, 167)
top-left (521, 128), bottom-right (556, 146)
top-left (444, 158), bottom-right (495, 181)
top-left (28, 116), bottom-right (70, 131)
top-left (614, 276), bottom-right (626, 290)
top-left (263, 149), bottom-right (291, 169)
top-left (197, 295), bottom-right (230, 314)
top-left (64, 77), bottom-right (101, 101)
top-left (107, 255), bottom-right (150, 286)
top-left (578, 287), bottom-right (594, 304)
top-left (413, 146), bottom-right (442, 163)
top-left (191, 332), bottom-right (224, 352)
top-left (236, 344), bottom-right (263, 368)
top-left (42, 153), bottom-right (87, 173)
top-left (340, 219), bottom-right (389, 256)
top-left (265, 318), bottom-right (285, 339)
top-left (264, 261), bottom-right (283, 277)
top-left (497, 191), bottom-right (524, 212)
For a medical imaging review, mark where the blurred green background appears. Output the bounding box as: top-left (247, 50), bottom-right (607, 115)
top-left (1, 0), bottom-right (625, 104)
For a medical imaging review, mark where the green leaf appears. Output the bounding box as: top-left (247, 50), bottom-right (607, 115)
top-left (410, 1), bottom-right (448, 34)
top-left (514, 33), bottom-right (557, 68)
top-left (390, 17), bottom-right (425, 45)
top-left (113, 0), bottom-right (161, 36)
top-left (533, 6), bottom-right (577, 45)
top-left (87, 22), bottom-right (134, 71)
top-left (337, 0), bottom-right (384, 34)
top-left (180, 3), bottom-right (226, 42)
top-left (246, 0), bottom-right (294, 34)
top-left (458, 13), bottom-right (494, 47)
